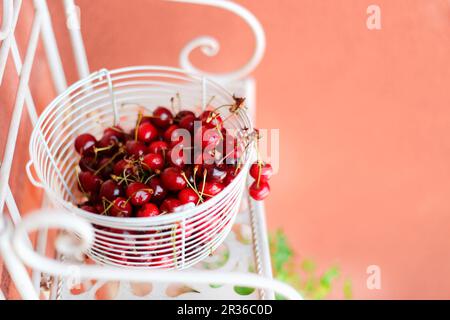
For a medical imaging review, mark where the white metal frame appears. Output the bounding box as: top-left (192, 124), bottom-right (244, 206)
top-left (0, 0), bottom-right (300, 300)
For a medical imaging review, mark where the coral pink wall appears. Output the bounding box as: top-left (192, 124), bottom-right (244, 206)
top-left (2, 0), bottom-right (449, 299)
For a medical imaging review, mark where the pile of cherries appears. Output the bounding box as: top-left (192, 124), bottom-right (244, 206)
top-left (75, 103), bottom-right (272, 219)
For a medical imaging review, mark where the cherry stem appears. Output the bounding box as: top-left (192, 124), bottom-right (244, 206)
top-left (135, 112), bottom-right (143, 141)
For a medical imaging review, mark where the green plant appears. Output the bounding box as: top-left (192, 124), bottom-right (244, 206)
top-left (269, 229), bottom-right (352, 300)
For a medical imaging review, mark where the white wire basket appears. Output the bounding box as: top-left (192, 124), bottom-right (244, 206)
top-left (27, 66), bottom-right (254, 270)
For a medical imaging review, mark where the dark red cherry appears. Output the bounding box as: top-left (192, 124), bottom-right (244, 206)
top-left (178, 114), bottom-right (196, 132)
top-left (148, 140), bottom-right (169, 156)
top-left (126, 182), bottom-right (152, 206)
top-left (79, 156), bottom-right (96, 172)
top-left (160, 198), bottom-right (182, 213)
top-left (97, 130), bottom-right (120, 153)
top-left (74, 133), bottom-right (97, 156)
top-left (163, 124), bottom-right (179, 142)
top-left (142, 153), bottom-right (164, 171)
top-left (248, 181), bottom-right (270, 201)
top-left (222, 133), bottom-right (241, 162)
top-left (206, 165), bottom-right (227, 183)
top-left (137, 203), bottom-right (160, 218)
top-left (198, 181), bottom-right (224, 198)
top-left (99, 179), bottom-right (123, 201)
top-left (78, 171), bottom-right (102, 195)
top-left (80, 205), bottom-right (98, 214)
top-left (104, 126), bottom-right (125, 141)
top-left (113, 159), bottom-right (134, 176)
top-left (160, 167), bottom-right (187, 191)
top-left (195, 125), bottom-right (222, 149)
top-left (148, 177), bottom-right (167, 203)
top-left (137, 122), bottom-right (158, 143)
top-left (126, 140), bottom-right (147, 158)
top-left (178, 188), bottom-right (199, 205)
top-left (200, 110), bottom-right (223, 128)
top-left (250, 162), bottom-right (273, 182)
top-left (167, 147), bottom-right (186, 168)
top-left (109, 197), bottom-right (133, 217)
top-left (175, 110), bottom-right (195, 121)
top-left (224, 166), bottom-right (240, 185)
top-left (152, 106), bottom-right (173, 129)
top-left (96, 157), bottom-right (114, 179)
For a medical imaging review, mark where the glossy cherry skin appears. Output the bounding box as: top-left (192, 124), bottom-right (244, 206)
top-left (152, 106), bottom-right (173, 129)
top-left (163, 124), bottom-right (180, 143)
top-left (96, 157), bottom-right (114, 180)
top-left (248, 181), bottom-right (270, 201)
top-left (195, 125), bottom-right (222, 149)
top-left (175, 110), bottom-right (195, 121)
top-left (222, 133), bottom-right (241, 162)
top-left (178, 188), bottom-right (199, 205)
top-left (198, 181), bottom-right (224, 198)
top-left (160, 198), bottom-right (182, 213)
top-left (125, 140), bottom-right (147, 158)
top-left (79, 156), bottom-right (96, 172)
top-left (137, 122), bottom-right (158, 143)
top-left (104, 126), bottom-right (125, 141)
top-left (80, 205), bottom-right (98, 214)
top-left (126, 182), bottom-right (152, 206)
top-left (148, 140), bottom-right (169, 155)
top-left (74, 133), bottom-right (97, 156)
top-left (249, 162), bottom-right (273, 182)
top-left (78, 171), bottom-right (102, 195)
top-left (109, 197), bottom-right (133, 217)
top-left (160, 167), bottom-right (187, 191)
top-left (224, 166), bottom-right (240, 185)
top-left (99, 179), bottom-right (123, 201)
top-left (137, 203), bottom-right (160, 218)
top-left (148, 177), bottom-right (167, 203)
top-left (167, 147), bottom-right (186, 168)
top-left (142, 153), bottom-right (164, 171)
top-left (113, 159), bottom-right (134, 176)
top-left (200, 110), bottom-right (223, 128)
top-left (178, 114), bottom-right (196, 132)
top-left (206, 165), bottom-right (227, 183)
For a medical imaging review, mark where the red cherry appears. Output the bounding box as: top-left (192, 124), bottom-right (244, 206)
top-left (109, 197), bottom-right (133, 217)
top-left (125, 140), bottom-right (147, 157)
top-left (167, 146), bottom-right (186, 168)
top-left (142, 153), bottom-right (164, 171)
top-left (195, 125), bottom-right (222, 149)
top-left (206, 165), bottom-right (227, 183)
top-left (200, 110), bottom-right (223, 128)
top-left (178, 188), bottom-right (199, 205)
top-left (148, 177), bottom-right (167, 203)
top-left (97, 131), bottom-right (120, 155)
top-left (175, 110), bottom-right (195, 121)
top-left (160, 167), bottom-right (187, 191)
top-left (137, 122), bottom-right (158, 143)
top-left (163, 124), bottom-right (179, 142)
top-left (74, 133), bottom-right (96, 156)
top-left (148, 140), bottom-right (169, 155)
top-left (99, 179), bottom-right (123, 201)
top-left (79, 156), bottom-right (96, 172)
top-left (222, 133), bottom-right (241, 162)
top-left (250, 162), bottom-right (273, 182)
top-left (198, 181), bottom-right (224, 198)
top-left (103, 126), bottom-right (125, 141)
top-left (224, 166), bottom-right (240, 185)
top-left (78, 171), bottom-right (102, 195)
top-left (152, 106), bottom-right (173, 129)
top-left (126, 182), bottom-right (152, 206)
top-left (113, 159), bottom-right (134, 176)
top-left (96, 157), bottom-right (114, 179)
top-left (178, 114), bottom-right (196, 132)
top-left (248, 181), bottom-right (270, 201)
top-left (80, 205), bottom-right (98, 214)
top-left (137, 203), bottom-right (160, 218)
top-left (160, 198), bottom-right (182, 213)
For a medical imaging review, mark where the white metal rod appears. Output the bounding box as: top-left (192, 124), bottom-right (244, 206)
top-left (0, 222), bottom-right (39, 300)
top-left (0, 12), bottom-right (41, 217)
top-left (0, 288), bottom-right (5, 300)
top-left (63, 0), bottom-right (90, 79)
top-left (0, 0), bottom-right (22, 84)
top-left (5, 186), bottom-right (20, 225)
top-left (0, 0), bottom-right (13, 40)
top-left (33, 0), bottom-right (67, 94)
top-left (11, 38), bottom-right (39, 125)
